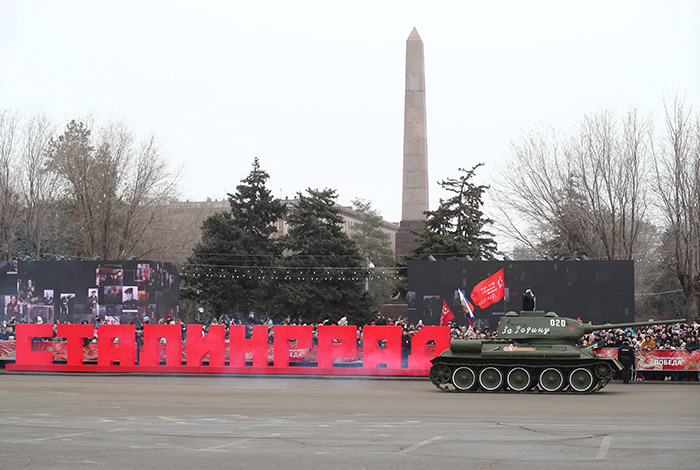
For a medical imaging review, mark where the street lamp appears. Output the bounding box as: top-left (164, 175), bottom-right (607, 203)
top-left (366, 260), bottom-right (375, 291)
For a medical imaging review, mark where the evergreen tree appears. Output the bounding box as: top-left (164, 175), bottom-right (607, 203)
top-left (181, 158), bottom-right (284, 319)
top-left (274, 188), bottom-right (373, 324)
top-left (350, 198), bottom-right (395, 306)
top-left (413, 164), bottom-right (498, 260)
top-left (393, 165), bottom-right (498, 299)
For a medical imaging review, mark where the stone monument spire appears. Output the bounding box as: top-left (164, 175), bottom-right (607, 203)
top-left (396, 27), bottom-right (429, 257)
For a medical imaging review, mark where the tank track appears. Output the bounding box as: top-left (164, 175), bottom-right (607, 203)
top-left (429, 359), bottom-right (615, 394)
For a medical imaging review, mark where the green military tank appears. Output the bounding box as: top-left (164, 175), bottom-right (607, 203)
top-left (429, 310), bottom-right (684, 393)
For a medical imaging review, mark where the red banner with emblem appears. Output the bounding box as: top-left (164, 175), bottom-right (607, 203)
top-left (470, 269), bottom-right (505, 309)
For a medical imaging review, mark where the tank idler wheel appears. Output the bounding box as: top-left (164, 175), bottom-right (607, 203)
top-left (506, 367), bottom-right (531, 392)
top-left (539, 367), bottom-right (565, 392)
top-left (593, 363), bottom-right (614, 381)
top-left (452, 367), bottom-right (477, 391)
top-left (429, 364), bottom-right (452, 385)
top-left (478, 367), bottom-right (503, 391)
top-left (569, 367), bottom-right (595, 393)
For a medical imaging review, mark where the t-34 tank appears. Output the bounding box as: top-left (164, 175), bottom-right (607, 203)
top-left (429, 310), bottom-right (684, 393)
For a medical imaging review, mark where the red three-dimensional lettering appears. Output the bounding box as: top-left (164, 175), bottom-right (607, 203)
top-left (186, 324), bottom-right (226, 367)
top-left (8, 324), bottom-right (452, 375)
top-left (362, 325), bottom-right (402, 369)
top-left (57, 324), bottom-right (94, 365)
top-left (407, 326), bottom-right (450, 371)
top-left (316, 325), bottom-right (357, 368)
top-left (141, 324), bottom-right (183, 367)
top-left (15, 324), bottom-right (54, 365)
top-left (97, 325), bottom-right (136, 366)
top-left (229, 325), bottom-right (270, 367)
top-left (273, 325), bottom-right (313, 368)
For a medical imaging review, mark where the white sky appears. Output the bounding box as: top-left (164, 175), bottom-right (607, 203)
top-left (1, 0), bottom-right (699, 224)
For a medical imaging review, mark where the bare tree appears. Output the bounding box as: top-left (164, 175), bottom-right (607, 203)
top-left (654, 96), bottom-right (700, 322)
top-left (17, 113), bottom-right (57, 259)
top-left (0, 110), bottom-right (21, 260)
top-left (46, 119), bottom-right (179, 259)
top-left (93, 121), bottom-right (132, 257)
top-left (570, 110), bottom-right (653, 260)
top-left (495, 109), bottom-right (654, 262)
top-left (117, 135), bottom-right (180, 257)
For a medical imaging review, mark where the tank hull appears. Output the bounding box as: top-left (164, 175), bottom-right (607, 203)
top-left (429, 341), bottom-right (622, 393)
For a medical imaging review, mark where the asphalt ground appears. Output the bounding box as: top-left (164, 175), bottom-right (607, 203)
top-left (0, 373), bottom-right (698, 470)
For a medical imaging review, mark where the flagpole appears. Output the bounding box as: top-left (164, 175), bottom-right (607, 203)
top-left (503, 270), bottom-right (507, 314)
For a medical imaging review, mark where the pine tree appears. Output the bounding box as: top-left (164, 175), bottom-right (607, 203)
top-left (414, 164), bottom-right (498, 260)
top-left (393, 165), bottom-right (498, 299)
top-left (181, 158), bottom-right (284, 319)
top-left (274, 188), bottom-right (373, 324)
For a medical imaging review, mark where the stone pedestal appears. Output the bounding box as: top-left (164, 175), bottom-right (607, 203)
top-left (395, 220), bottom-right (424, 258)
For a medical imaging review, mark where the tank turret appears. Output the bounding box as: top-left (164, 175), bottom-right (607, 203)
top-left (429, 310), bottom-right (685, 394)
top-left (497, 310), bottom-right (685, 344)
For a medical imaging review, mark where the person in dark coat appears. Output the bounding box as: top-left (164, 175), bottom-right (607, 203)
top-left (522, 288), bottom-right (536, 311)
top-left (617, 338), bottom-right (636, 384)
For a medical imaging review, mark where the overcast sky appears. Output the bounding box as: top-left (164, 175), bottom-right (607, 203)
top-left (1, 0), bottom-right (699, 224)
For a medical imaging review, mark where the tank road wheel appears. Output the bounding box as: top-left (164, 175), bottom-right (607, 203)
top-left (478, 367), bottom-right (504, 391)
top-left (506, 367), bottom-right (531, 392)
top-left (594, 362), bottom-right (614, 381)
top-left (539, 367), bottom-right (565, 392)
top-left (569, 368), bottom-right (595, 393)
top-left (429, 364), bottom-right (452, 385)
top-left (452, 367), bottom-right (477, 391)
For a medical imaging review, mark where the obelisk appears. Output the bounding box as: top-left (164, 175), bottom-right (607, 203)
top-left (396, 27), bottom-right (429, 257)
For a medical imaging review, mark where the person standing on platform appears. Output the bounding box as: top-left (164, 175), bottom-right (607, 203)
top-left (617, 338), bottom-right (636, 384)
top-left (522, 288), bottom-right (536, 311)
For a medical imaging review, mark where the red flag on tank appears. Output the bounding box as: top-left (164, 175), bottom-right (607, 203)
top-left (439, 300), bottom-right (455, 326)
top-left (470, 269), bottom-right (505, 309)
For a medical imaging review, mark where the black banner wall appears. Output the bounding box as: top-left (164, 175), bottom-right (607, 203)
top-left (1, 260), bottom-right (178, 325)
top-left (407, 260), bottom-right (634, 329)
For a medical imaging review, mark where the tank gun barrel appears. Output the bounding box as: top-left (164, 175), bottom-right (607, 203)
top-left (587, 318), bottom-right (685, 334)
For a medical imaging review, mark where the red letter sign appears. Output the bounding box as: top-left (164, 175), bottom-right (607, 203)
top-left (187, 324), bottom-right (226, 367)
top-left (141, 324), bottom-right (183, 367)
top-left (362, 326), bottom-right (402, 369)
top-left (57, 324), bottom-right (95, 366)
top-left (316, 325), bottom-right (357, 368)
top-left (97, 325), bottom-right (136, 366)
top-left (273, 325), bottom-right (313, 368)
top-left (229, 325), bottom-right (270, 367)
top-left (408, 326), bottom-right (450, 371)
top-left (15, 324), bottom-right (54, 366)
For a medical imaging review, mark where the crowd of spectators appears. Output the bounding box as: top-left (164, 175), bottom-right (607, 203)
top-left (2, 310), bottom-right (699, 348)
top-left (580, 319), bottom-right (700, 382)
